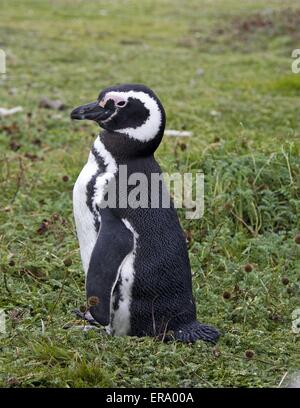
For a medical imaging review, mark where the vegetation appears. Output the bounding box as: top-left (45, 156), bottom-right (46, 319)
top-left (0, 0), bottom-right (300, 387)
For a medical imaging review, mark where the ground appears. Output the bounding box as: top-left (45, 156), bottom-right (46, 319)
top-left (0, 0), bottom-right (300, 388)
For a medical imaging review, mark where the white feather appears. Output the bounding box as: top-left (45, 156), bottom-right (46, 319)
top-left (73, 152), bottom-right (99, 274)
top-left (73, 138), bottom-right (117, 274)
top-left (111, 219), bottom-right (139, 336)
top-left (93, 137), bottom-right (117, 208)
top-left (0, 106), bottom-right (23, 117)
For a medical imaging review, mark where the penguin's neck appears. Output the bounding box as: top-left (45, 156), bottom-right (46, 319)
top-left (98, 129), bottom-right (162, 162)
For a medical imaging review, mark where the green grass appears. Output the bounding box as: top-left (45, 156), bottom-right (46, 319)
top-left (1, 0), bottom-right (300, 388)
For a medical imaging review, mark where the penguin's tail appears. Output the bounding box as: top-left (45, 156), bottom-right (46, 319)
top-left (166, 321), bottom-right (220, 344)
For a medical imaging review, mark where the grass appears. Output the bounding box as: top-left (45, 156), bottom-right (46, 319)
top-left (0, 0), bottom-right (300, 388)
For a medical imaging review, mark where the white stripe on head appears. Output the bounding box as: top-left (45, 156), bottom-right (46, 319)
top-left (103, 90), bottom-right (162, 142)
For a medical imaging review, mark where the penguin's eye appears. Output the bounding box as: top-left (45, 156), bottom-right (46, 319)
top-left (116, 100), bottom-right (127, 108)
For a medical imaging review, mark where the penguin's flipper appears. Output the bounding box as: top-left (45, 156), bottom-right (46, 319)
top-left (86, 208), bottom-right (134, 326)
top-left (168, 321), bottom-right (220, 344)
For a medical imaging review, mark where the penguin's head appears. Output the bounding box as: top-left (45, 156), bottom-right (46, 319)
top-left (71, 84), bottom-right (166, 156)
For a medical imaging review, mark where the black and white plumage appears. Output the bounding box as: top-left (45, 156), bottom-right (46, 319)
top-left (71, 84), bottom-right (219, 343)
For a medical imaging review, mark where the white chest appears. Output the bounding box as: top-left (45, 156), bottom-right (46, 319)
top-left (73, 138), bottom-right (137, 336)
top-left (73, 138), bottom-right (118, 274)
top-left (73, 152), bottom-right (99, 274)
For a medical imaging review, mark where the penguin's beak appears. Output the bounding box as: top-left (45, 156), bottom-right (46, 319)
top-left (70, 101), bottom-right (113, 122)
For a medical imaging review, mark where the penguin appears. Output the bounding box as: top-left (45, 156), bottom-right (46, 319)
top-left (70, 84), bottom-right (220, 343)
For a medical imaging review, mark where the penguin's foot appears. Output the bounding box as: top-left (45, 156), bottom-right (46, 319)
top-left (73, 309), bottom-right (100, 326)
top-left (63, 323), bottom-right (102, 332)
top-left (64, 309), bottom-right (108, 334)
top-left (166, 321), bottom-right (220, 344)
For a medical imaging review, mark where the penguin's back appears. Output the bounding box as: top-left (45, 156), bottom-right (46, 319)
top-left (130, 207), bottom-right (196, 337)
top-left (113, 156), bottom-right (196, 338)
